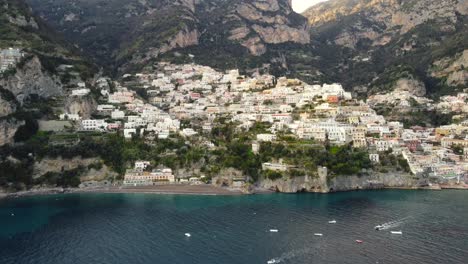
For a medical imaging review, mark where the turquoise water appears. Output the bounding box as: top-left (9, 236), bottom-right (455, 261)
top-left (0, 190), bottom-right (467, 264)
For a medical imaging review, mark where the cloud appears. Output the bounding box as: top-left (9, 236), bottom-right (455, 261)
top-left (292, 0), bottom-right (329, 13)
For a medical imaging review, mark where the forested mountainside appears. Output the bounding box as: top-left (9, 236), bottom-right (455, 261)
top-left (301, 0), bottom-right (468, 98)
top-left (25, 0), bottom-right (467, 100)
top-left (1, 0), bottom-right (97, 146)
top-left (26, 0), bottom-right (309, 74)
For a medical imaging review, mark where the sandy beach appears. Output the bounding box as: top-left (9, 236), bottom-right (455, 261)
top-left (2, 184), bottom-right (250, 199)
top-left (83, 184), bottom-right (246, 196)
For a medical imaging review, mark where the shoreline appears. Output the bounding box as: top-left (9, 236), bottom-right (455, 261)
top-left (2, 183), bottom-right (467, 200)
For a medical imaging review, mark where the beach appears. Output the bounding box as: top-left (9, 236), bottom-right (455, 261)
top-left (1, 184), bottom-right (251, 199)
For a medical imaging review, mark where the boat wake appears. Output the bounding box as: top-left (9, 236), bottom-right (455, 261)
top-left (267, 248), bottom-right (313, 264)
top-left (376, 216), bottom-right (411, 230)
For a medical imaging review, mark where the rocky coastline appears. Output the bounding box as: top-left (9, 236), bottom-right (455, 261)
top-left (2, 173), bottom-right (467, 200)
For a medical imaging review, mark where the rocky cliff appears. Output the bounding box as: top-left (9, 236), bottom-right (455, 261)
top-left (0, 118), bottom-right (24, 146)
top-left (0, 90), bottom-right (16, 118)
top-left (295, 0), bottom-right (468, 100)
top-left (64, 95), bottom-right (97, 119)
top-left (0, 56), bottom-right (63, 103)
top-left (259, 172), bottom-right (418, 193)
top-left (26, 0), bottom-right (310, 71)
top-left (33, 156), bottom-right (117, 181)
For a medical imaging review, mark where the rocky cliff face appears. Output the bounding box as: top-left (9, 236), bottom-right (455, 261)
top-left (259, 172), bottom-right (418, 193)
top-left (0, 95), bottom-right (16, 118)
top-left (33, 156), bottom-right (117, 181)
top-left (304, 0), bottom-right (464, 48)
top-left (64, 95), bottom-right (97, 119)
top-left (0, 118), bottom-right (24, 146)
top-left (0, 56), bottom-right (63, 103)
top-left (26, 0), bottom-right (310, 70)
top-left (431, 49), bottom-right (468, 87)
top-left (295, 0), bottom-right (468, 100)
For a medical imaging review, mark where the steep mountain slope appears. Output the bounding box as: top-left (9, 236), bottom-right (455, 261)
top-left (0, 0), bottom-right (96, 100)
top-left (25, 0), bottom-right (467, 100)
top-left (26, 0), bottom-right (310, 73)
top-left (0, 0), bottom-right (97, 146)
top-left (300, 0), bottom-right (468, 97)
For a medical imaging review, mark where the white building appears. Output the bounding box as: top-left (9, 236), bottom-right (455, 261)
top-left (72, 89), bottom-right (90, 96)
top-left (59, 113), bottom-right (80, 121)
top-left (181, 128), bottom-right (198, 137)
top-left (135, 161), bottom-right (151, 171)
top-left (124, 128), bottom-right (137, 139)
top-left (257, 134), bottom-right (277, 142)
top-left (81, 119), bottom-right (107, 131)
top-left (97, 105), bottom-right (115, 112)
top-left (111, 110), bottom-right (125, 120)
top-left (369, 154), bottom-right (380, 163)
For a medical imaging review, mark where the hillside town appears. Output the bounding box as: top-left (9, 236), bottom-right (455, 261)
top-left (52, 62), bottom-right (468, 187)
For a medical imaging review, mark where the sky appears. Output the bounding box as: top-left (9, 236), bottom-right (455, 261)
top-left (292, 0), bottom-right (328, 13)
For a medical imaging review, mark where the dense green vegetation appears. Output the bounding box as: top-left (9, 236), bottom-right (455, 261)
top-left (0, 120), bottom-right (377, 190)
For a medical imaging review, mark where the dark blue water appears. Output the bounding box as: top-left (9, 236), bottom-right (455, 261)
top-left (1, 190), bottom-right (467, 264)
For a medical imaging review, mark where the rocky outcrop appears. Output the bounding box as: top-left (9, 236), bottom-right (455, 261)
top-left (79, 165), bottom-right (118, 182)
top-left (259, 175), bottom-right (328, 193)
top-left (64, 95), bottom-right (97, 119)
top-left (32, 156), bottom-right (116, 181)
top-left (7, 14), bottom-right (38, 28)
top-left (0, 118), bottom-right (24, 146)
top-left (258, 172), bottom-right (418, 193)
top-left (32, 157), bottom-right (95, 178)
top-left (224, 0), bottom-right (310, 55)
top-left (0, 97), bottom-right (15, 118)
top-left (252, 24), bottom-right (310, 45)
top-left (0, 56), bottom-right (62, 103)
top-left (393, 78), bottom-right (426, 97)
top-left (304, 0), bottom-right (463, 48)
top-left (153, 28), bottom-right (199, 56)
top-left (431, 50), bottom-right (468, 87)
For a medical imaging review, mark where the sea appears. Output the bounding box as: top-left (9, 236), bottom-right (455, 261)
top-left (0, 190), bottom-right (467, 264)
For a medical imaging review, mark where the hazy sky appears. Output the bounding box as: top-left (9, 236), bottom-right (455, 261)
top-left (292, 0), bottom-right (328, 13)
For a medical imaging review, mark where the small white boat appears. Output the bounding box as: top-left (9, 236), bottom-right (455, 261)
top-left (328, 220), bottom-right (336, 224)
top-left (184, 233), bottom-right (191, 237)
top-left (390, 231), bottom-right (403, 235)
top-left (375, 225), bottom-right (384, 230)
top-left (314, 233), bottom-right (323, 237)
top-left (267, 259), bottom-right (277, 264)
top-left (269, 229), bottom-right (279, 233)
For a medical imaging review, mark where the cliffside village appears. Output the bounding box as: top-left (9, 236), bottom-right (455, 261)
top-left (51, 62), bottom-right (467, 186)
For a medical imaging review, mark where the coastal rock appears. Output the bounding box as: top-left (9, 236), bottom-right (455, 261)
top-left (33, 157), bottom-right (98, 179)
top-left (79, 165), bottom-right (118, 182)
top-left (259, 175), bottom-right (328, 193)
top-left (212, 168), bottom-right (248, 187)
top-left (259, 172), bottom-right (417, 193)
